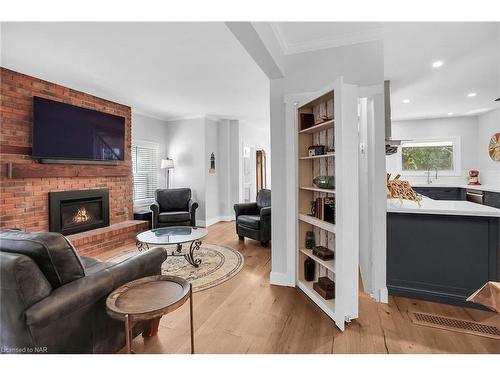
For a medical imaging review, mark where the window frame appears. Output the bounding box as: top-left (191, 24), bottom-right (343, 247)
top-left (397, 136), bottom-right (462, 177)
top-left (131, 139), bottom-right (160, 207)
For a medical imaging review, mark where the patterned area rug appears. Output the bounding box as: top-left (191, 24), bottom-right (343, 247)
top-left (110, 243), bottom-right (244, 292)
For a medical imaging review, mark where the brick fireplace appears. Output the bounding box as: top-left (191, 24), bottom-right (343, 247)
top-left (0, 68), bottom-right (147, 256)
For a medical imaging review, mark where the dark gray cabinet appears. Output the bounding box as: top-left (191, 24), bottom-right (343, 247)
top-left (484, 191), bottom-right (500, 209)
top-left (413, 186), bottom-right (462, 200)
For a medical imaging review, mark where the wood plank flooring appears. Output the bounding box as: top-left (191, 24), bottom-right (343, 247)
top-left (99, 221), bottom-right (500, 354)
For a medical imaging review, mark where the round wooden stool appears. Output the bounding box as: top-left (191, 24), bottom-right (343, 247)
top-left (106, 275), bottom-right (194, 354)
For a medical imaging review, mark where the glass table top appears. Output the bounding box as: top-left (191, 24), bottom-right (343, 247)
top-left (136, 226), bottom-right (208, 245)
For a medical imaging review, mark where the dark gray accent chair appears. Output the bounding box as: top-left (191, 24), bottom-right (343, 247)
top-left (234, 189), bottom-right (271, 246)
top-left (0, 229), bottom-right (167, 354)
top-left (150, 188), bottom-right (198, 228)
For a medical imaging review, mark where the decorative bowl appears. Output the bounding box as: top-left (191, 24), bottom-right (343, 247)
top-left (313, 175), bottom-right (335, 189)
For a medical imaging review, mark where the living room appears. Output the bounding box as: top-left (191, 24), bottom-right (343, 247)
top-left (1, 1), bottom-right (500, 373)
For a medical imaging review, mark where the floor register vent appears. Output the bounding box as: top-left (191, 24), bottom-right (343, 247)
top-left (409, 311), bottom-right (500, 340)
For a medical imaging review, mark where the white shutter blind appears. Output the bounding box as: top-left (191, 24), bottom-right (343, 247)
top-left (132, 142), bottom-right (158, 202)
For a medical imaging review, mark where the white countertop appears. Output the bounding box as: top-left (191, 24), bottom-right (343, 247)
top-left (387, 197), bottom-right (500, 217)
top-left (411, 183), bottom-right (500, 194)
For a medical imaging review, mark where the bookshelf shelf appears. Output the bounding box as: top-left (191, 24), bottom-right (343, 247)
top-left (298, 119), bottom-right (335, 134)
top-left (299, 186), bottom-right (335, 194)
top-left (299, 248), bottom-right (336, 272)
top-left (298, 213), bottom-right (336, 233)
top-left (299, 153), bottom-right (335, 160)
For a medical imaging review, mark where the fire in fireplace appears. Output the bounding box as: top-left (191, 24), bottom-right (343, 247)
top-left (49, 189), bottom-right (109, 235)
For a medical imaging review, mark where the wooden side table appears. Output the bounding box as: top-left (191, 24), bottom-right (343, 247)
top-left (106, 275), bottom-right (194, 354)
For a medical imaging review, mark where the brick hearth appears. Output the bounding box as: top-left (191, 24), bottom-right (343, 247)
top-left (67, 220), bottom-right (148, 257)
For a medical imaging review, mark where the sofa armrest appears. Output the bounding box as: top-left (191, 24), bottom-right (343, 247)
top-left (150, 202), bottom-right (159, 228)
top-left (188, 199), bottom-right (199, 226)
top-left (233, 202), bottom-right (258, 217)
top-left (25, 247), bottom-right (167, 326)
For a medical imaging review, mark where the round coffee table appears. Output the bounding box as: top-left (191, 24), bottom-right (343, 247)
top-left (136, 226), bottom-right (208, 267)
top-left (106, 275), bottom-right (194, 354)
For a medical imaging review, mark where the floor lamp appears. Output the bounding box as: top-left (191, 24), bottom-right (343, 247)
top-left (161, 159), bottom-right (175, 188)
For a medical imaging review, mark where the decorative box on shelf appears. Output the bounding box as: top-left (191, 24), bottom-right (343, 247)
top-left (313, 276), bottom-right (335, 300)
top-left (312, 245), bottom-right (334, 260)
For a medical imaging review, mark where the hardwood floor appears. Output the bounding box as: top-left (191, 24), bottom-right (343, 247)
top-left (100, 221), bottom-right (500, 354)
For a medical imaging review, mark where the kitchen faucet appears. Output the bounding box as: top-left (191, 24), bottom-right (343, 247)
top-left (427, 166), bottom-right (438, 184)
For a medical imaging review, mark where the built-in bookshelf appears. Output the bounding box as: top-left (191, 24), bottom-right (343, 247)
top-left (295, 79), bottom-right (359, 331)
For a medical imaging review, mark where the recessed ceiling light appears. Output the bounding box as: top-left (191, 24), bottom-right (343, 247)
top-left (467, 92), bottom-right (477, 97)
top-left (402, 99), bottom-right (410, 104)
top-left (432, 60), bottom-right (444, 68)
top-left (447, 112), bottom-right (453, 116)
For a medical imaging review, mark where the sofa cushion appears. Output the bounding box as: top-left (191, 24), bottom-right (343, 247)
top-left (156, 188), bottom-right (191, 212)
top-left (237, 215), bottom-right (261, 230)
top-left (256, 189), bottom-right (271, 211)
top-left (158, 211), bottom-right (191, 223)
top-left (0, 230), bottom-right (85, 288)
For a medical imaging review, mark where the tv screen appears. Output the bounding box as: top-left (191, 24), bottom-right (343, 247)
top-left (32, 96), bottom-right (125, 161)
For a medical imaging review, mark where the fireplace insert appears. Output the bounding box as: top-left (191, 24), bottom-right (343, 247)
top-left (49, 189), bottom-right (109, 235)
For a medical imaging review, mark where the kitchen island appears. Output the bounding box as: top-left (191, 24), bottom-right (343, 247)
top-left (387, 197), bottom-right (500, 309)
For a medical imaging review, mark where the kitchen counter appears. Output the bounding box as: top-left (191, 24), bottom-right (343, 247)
top-left (411, 182), bottom-right (500, 194)
top-left (387, 197), bottom-right (500, 217)
top-left (387, 196), bottom-right (500, 309)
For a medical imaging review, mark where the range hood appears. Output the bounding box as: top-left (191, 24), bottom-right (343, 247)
top-left (384, 80), bottom-right (401, 155)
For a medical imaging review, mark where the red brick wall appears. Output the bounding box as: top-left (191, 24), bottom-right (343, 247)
top-left (0, 68), bottom-right (133, 231)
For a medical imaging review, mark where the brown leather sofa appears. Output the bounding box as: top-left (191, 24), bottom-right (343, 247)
top-left (0, 230), bottom-right (167, 354)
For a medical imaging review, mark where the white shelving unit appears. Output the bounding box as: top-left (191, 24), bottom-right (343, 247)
top-left (295, 77), bottom-right (359, 331)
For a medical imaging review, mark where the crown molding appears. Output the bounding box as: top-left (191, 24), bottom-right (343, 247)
top-left (270, 23), bottom-right (384, 55)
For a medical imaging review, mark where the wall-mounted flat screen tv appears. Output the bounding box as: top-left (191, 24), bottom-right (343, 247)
top-left (32, 96), bottom-right (125, 161)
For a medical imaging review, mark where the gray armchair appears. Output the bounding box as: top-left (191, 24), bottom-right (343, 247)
top-left (0, 229), bottom-right (167, 354)
top-left (234, 189), bottom-right (271, 246)
top-left (150, 188), bottom-right (198, 228)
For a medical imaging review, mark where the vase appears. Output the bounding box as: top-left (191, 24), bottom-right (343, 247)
top-left (305, 231), bottom-right (315, 249)
top-left (313, 175), bottom-right (335, 189)
top-left (304, 257), bottom-right (315, 282)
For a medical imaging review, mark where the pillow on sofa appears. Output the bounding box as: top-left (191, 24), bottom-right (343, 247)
top-left (0, 230), bottom-right (85, 288)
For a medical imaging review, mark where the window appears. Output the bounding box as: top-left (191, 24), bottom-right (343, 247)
top-left (132, 140), bottom-right (159, 203)
top-left (399, 138), bottom-right (460, 176)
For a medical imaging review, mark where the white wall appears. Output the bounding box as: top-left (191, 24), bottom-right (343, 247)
top-left (131, 112), bottom-right (168, 191)
top-left (164, 117), bottom-right (207, 224)
top-left (386, 116), bottom-right (479, 185)
top-left (239, 120), bottom-right (271, 201)
top-left (477, 109), bottom-right (500, 186)
top-left (163, 116), bottom-right (248, 227)
top-left (205, 118), bottom-right (220, 223)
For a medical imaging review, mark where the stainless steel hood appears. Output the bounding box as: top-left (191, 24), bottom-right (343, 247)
top-left (384, 80), bottom-right (401, 155)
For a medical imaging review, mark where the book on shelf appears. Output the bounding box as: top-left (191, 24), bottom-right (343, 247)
top-left (313, 197), bottom-right (335, 224)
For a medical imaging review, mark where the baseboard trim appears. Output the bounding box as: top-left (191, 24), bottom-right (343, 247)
top-left (205, 215), bottom-right (235, 227)
top-left (270, 272), bottom-right (295, 287)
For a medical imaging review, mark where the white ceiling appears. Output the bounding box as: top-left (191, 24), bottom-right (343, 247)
top-left (384, 22), bottom-right (500, 121)
top-left (0, 22), bottom-right (270, 123)
top-left (270, 22), bottom-right (500, 121)
top-left (2, 22), bottom-right (498, 124)
top-left (271, 22), bottom-right (384, 55)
